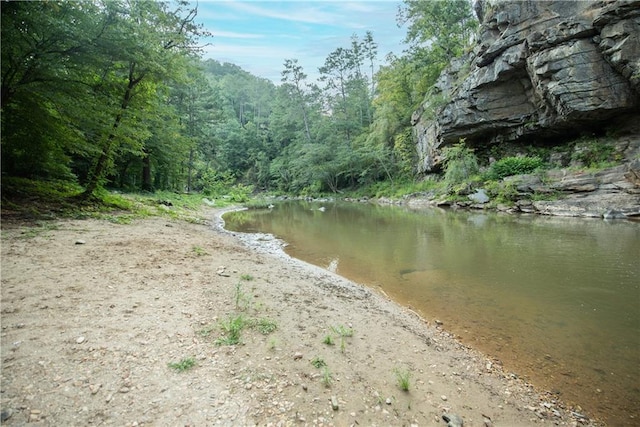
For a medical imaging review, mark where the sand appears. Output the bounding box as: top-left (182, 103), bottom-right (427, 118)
top-left (0, 208), bottom-right (599, 426)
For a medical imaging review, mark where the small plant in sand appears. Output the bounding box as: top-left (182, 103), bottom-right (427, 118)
top-left (168, 357), bottom-right (196, 372)
top-left (311, 356), bottom-right (327, 369)
top-left (322, 334), bottom-right (334, 346)
top-left (267, 338), bottom-right (278, 351)
top-left (234, 282), bottom-right (253, 311)
top-left (198, 324), bottom-right (216, 337)
top-left (394, 367), bottom-right (412, 391)
top-left (253, 318), bottom-right (277, 335)
top-left (330, 324), bottom-right (353, 353)
top-left (240, 274), bottom-right (254, 281)
top-left (215, 314), bottom-right (247, 346)
top-left (191, 246), bottom-right (208, 256)
top-left (321, 367), bottom-right (333, 388)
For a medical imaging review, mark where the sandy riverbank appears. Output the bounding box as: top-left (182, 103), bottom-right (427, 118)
top-left (1, 208), bottom-right (598, 426)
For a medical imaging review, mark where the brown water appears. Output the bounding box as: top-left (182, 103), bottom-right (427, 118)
top-left (224, 201), bottom-right (640, 425)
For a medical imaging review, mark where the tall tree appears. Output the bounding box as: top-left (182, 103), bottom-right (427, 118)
top-left (1, 1), bottom-right (106, 179)
top-left (82, 0), bottom-right (206, 197)
top-left (397, 0), bottom-right (477, 89)
top-left (281, 59), bottom-right (312, 142)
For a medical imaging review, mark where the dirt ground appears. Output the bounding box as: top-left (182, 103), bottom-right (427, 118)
top-left (1, 207), bottom-right (599, 426)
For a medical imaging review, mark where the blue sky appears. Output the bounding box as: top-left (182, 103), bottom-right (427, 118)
top-left (196, 1), bottom-right (407, 84)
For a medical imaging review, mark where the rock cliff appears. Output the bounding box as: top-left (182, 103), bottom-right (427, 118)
top-left (411, 0), bottom-right (640, 217)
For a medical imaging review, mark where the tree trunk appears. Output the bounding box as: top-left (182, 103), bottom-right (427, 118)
top-left (82, 62), bottom-right (142, 199)
top-left (186, 147), bottom-right (194, 193)
top-left (141, 150), bottom-right (153, 192)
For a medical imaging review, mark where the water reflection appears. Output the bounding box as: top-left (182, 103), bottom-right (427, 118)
top-left (224, 201), bottom-right (640, 425)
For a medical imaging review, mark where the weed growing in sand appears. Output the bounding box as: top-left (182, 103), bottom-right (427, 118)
top-left (331, 325), bottom-right (353, 353)
top-left (331, 324), bottom-right (353, 337)
top-left (394, 367), bottom-right (412, 391)
top-left (267, 338), bottom-right (278, 350)
top-left (215, 315), bottom-right (247, 345)
top-left (198, 324), bottom-right (217, 337)
top-left (311, 356), bottom-right (327, 369)
top-left (322, 335), bottom-right (334, 345)
top-left (240, 274), bottom-right (254, 281)
top-left (253, 318), bottom-right (277, 335)
top-left (321, 367), bottom-right (333, 388)
top-left (168, 357), bottom-right (196, 372)
top-left (234, 282), bottom-right (252, 310)
top-left (192, 246), bottom-right (208, 256)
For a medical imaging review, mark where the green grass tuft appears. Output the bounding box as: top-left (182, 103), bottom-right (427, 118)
top-left (394, 367), bottom-right (411, 391)
top-left (168, 357), bottom-right (196, 372)
top-left (311, 356), bottom-right (327, 368)
top-left (215, 315), bottom-right (247, 346)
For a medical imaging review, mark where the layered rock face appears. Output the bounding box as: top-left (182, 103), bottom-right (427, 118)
top-left (413, 0), bottom-right (640, 173)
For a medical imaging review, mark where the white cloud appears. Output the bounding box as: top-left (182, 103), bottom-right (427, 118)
top-left (222, 1), bottom-right (342, 26)
top-left (210, 29), bottom-right (264, 39)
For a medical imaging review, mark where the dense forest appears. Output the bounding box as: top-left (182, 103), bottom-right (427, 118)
top-left (1, 0), bottom-right (477, 199)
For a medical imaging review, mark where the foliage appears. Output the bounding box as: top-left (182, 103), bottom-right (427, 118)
top-left (485, 156), bottom-right (544, 180)
top-left (483, 179), bottom-right (520, 204)
top-left (397, 0), bottom-right (478, 99)
top-left (198, 170), bottom-right (253, 202)
top-left (571, 138), bottom-right (617, 168)
top-left (1, 0), bottom-right (491, 201)
top-left (1, 0), bottom-right (207, 197)
top-left (442, 142), bottom-right (480, 185)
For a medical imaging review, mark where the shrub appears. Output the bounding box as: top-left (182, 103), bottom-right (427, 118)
top-left (486, 156), bottom-right (543, 180)
top-left (571, 140), bottom-right (616, 168)
top-left (442, 142), bottom-right (480, 185)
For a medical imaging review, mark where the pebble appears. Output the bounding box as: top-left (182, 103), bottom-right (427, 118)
top-left (385, 397), bottom-right (392, 405)
top-left (441, 395), bottom-right (448, 401)
top-left (76, 336), bottom-right (86, 344)
top-left (293, 352), bottom-right (303, 360)
top-left (330, 396), bottom-right (339, 411)
top-left (442, 413), bottom-right (464, 427)
top-left (75, 240), bottom-right (86, 245)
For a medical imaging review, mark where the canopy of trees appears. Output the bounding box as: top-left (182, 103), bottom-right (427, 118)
top-left (1, 0), bottom-right (477, 197)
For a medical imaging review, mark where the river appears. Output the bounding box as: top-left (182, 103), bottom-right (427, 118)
top-left (223, 201), bottom-right (640, 425)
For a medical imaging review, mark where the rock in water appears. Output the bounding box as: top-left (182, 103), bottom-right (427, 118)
top-left (603, 209), bottom-right (626, 220)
